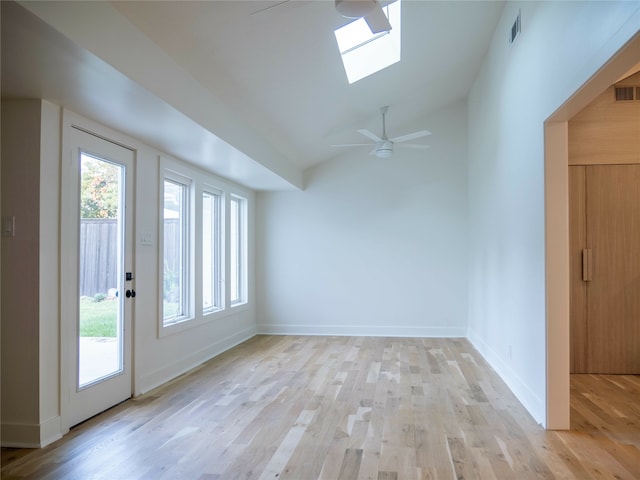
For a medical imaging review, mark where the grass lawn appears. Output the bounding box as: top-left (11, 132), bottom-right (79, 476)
top-left (80, 297), bottom-right (117, 337)
top-left (79, 298), bottom-right (182, 336)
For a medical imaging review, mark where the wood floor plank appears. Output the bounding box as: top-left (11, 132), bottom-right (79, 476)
top-left (337, 448), bottom-right (364, 480)
top-left (377, 471), bottom-right (398, 480)
top-left (2, 336), bottom-right (639, 479)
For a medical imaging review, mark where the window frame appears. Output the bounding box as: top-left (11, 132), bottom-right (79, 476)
top-left (202, 186), bottom-right (223, 315)
top-left (229, 194), bottom-right (248, 307)
top-left (161, 171), bottom-right (193, 328)
top-left (158, 155), bottom-right (251, 337)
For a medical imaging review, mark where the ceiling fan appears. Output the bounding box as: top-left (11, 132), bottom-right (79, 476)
top-left (251, 0), bottom-right (392, 34)
top-left (335, 0), bottom-right (393, 34)
top-left (331, 106), bottom-right (431, 158)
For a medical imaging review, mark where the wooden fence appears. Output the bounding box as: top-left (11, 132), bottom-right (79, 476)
top-left (79, 219), bottom-right (117, 297)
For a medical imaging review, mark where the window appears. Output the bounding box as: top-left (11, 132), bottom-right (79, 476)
top-left (159, 156), bottom-right (251, 335)
top-left (229, 195), bottom-right (247, 305)
top-left (334, 0), bottom-right (401, 84)
top-left (163, 176), bottom-right (190, 326)
top-left (202, 189), bottom-right (222, 313)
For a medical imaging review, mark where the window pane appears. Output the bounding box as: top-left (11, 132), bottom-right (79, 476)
top-left (334, 0), bottom-right (401, 84)
top-left (163, 179), bottom-right (187, 324)
top-left (78, 153), bottom-right (124, 387)
top-left (203, 191), bottom-right (221, 313)
top-left (230, 197), bottom-right (240, 303)
top-left (230, 196), bottom-right (246, 305)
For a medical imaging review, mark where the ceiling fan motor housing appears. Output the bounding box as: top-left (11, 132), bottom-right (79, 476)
top-left (335, 0), bottom-right (378, 19)
top-left (376, 140), bottom-right (393, 158)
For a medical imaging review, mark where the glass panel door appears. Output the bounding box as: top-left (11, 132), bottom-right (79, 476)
top-left (78, 153), bottom-right (124, 387)
top-left (63, 124), bottom-right (134, 429)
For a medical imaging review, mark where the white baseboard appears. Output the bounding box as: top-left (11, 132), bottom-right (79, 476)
top-left (39, 415), bottom-right (63, 447)
top-left (256, 324), bottom-right (467, 338)
top-left (467, 327), bottom-right (545, 426)
top-left (136, 326), bottom-right (256, 395)
top-left (1, 416), bottom-right (62, 448)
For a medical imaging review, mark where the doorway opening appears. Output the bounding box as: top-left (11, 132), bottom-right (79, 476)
top-left (544, 32), bottom-right (640, 429)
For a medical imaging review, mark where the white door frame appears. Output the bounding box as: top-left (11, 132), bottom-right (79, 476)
top-left (60, 112), bottom-right (136, 431)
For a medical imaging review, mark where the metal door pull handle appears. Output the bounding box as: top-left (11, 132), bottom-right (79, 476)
top-left (582, 248), bottom-right (593, 282)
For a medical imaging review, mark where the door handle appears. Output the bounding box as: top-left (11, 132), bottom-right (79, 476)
top-left (582, 248), bottom-right (592, 282)
top-left (125, 289), bottom-right (136, 298)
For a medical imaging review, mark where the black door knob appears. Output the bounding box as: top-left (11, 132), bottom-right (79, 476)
top-left (125, 289), bottom-right (136, 298)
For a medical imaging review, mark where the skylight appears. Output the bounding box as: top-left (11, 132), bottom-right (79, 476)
top-left (334, 1), bottom-right (402, 84)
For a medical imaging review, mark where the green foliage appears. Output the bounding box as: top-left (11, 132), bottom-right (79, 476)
top-left (81, 156), bottom-right (119, 219)
top-left (92, 293), bottom-right (106, 303)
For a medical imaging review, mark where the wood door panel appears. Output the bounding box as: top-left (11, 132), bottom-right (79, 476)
top-left (569, 166), bottom-right (587, 373)
top-left (585, 164), bottom-right (640, 373)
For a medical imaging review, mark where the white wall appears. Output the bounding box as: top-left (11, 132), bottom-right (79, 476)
top-left (256, 101), bottom-right (468, 337)
top-left (1, 100), bottom-right (43, 447)
top-left (1, 100), bottom-right (62, 447)
top-left (467, 0), bottom-right (640, 426)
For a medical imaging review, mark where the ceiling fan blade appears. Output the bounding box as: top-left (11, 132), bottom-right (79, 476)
top-left (250, 1), bottom-right (288, 15)
top-left (250, 0), bottom-right (311, 17)
top-left (364, 5), bottom-right (392, 34)
top-left (396, 143), bottom-right (431, 150)
top-left (389, 130), bottom-right (431, 143)
top-left (330, 143), bottom-right (374, 147)
top-left (358, 129), bottom-right (383, 142)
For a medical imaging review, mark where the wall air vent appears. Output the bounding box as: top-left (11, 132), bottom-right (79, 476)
top-left (615, 86), bottom-right (635, 101)
top-left (509, 10), bottom-right (521, 44)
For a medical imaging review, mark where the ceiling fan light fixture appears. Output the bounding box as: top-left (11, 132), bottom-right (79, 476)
top-left (335, 0), bottom-right (378, 19)
top-left (375, 141), bottom-right (393, 158)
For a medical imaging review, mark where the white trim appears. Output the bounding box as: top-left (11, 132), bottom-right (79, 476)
top-left (229, 194), bottom-right (248, 306)
top-left (256, 324), bottom-right (467, 338)
top-left (1, 422), bottom-right (43, 449)
top-left (468, 327), bottom-right (545, 425)
top-left (160, 170), bottom-right (194, 329)
top-left (1, 416), bottom-right (62, 448)
top-left (39, 416), bottom-right (63, 447)
top-left (201, 187), bottom-right (224, 314)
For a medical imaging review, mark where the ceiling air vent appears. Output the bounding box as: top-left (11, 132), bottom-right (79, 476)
top-left (615, 86), bottom-right (635, 101)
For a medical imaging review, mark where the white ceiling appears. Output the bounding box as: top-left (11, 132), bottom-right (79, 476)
top-left (1, 0), bottom-right (504, 190)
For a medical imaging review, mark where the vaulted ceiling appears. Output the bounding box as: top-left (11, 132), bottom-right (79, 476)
top-left (1, 1), bottom-right (504, 190)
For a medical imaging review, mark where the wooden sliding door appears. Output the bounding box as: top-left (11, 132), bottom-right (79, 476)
top-left (570, 164), bottom-right (640, 374)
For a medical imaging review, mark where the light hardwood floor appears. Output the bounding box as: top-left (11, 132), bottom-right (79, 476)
top-left (2, 336), bottom-right (639, 479)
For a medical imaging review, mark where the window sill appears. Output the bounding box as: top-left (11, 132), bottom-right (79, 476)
top-left (158, 304), bottom-right (249, 338)
top-left (159, 315), bottom-right (195, 338)
top-left (230, 300), bottom-right (248, 309)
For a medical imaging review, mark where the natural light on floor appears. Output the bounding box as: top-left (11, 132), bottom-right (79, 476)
top-left (334, 0), bottom-right (401, 84)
